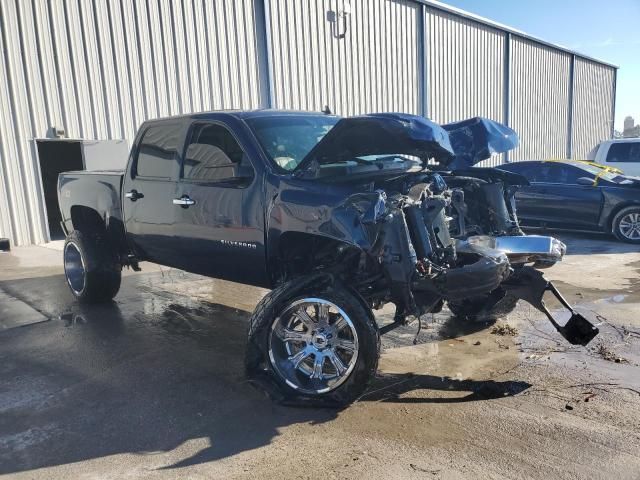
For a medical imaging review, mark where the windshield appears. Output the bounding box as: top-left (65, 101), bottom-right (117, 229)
top-left (246, 115), bottom-right (424, 175)
top-left (246, 115), bottom-right (339, 171)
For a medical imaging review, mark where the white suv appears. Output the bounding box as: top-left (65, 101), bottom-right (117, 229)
top-left (588, 138), bottom-right (640, 177)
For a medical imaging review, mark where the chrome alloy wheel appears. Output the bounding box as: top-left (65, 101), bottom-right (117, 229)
top-left (64, 241), bottom-right (86, 295)
top-left (618, 212), bottom-right (640, 240)
top-left (268, 298), bottom-right (359, 394)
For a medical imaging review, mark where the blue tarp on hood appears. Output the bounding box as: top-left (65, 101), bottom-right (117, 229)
top-left (296, 113), bottom-right (454, 172)
top-left (442, 117), bottom-right (519, 169)
top-left (296, 113), bottom-right (518, 172)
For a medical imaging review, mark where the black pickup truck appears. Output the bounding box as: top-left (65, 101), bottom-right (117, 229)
top-left (58, 110), bottom-right (598, 405)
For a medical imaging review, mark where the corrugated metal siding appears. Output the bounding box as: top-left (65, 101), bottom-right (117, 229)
top-left (267, 0), bottom-right (421, 116)
top-left (0, 0), bottom-right (264, 245)
top-left (572, 58), bottom-right (615, 158)
top-left (509, 37), bottom-right (571, 161)
top-left (425, 7), bottom-right (505, 124)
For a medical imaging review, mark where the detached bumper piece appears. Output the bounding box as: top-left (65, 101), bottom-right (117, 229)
top-left (503, 266), bottom-right (599, 346)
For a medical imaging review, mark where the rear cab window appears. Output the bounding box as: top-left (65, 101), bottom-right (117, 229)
top-left (606, 142), bottom-right (640, 163)
top-left (135, 123), bottom-right (181, 179)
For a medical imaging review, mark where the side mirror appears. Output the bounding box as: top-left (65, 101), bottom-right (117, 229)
top-left (576, 177), bottom-right (594, 186)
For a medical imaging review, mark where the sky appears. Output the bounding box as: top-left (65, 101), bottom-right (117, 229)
top-left (438, 0), bottom-right (640, 132)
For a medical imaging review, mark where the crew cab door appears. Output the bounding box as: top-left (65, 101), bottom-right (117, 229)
top-left (172, 121), bottom-right (268, 287)
top-left (122, 121), bottom-right (185, 265)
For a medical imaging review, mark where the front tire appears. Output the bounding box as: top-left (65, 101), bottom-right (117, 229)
top-left (246, 276), bottom-right (379, 406)
top-left (612, 206), bottom-right (640, 244)
top-left (63, 230), bottom-right (122, 303)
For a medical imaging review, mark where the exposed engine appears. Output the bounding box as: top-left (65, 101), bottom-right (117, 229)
top-left (352, 169), bottom-right (597, 346)
top-left (359, 172), bottom-right (509, 320)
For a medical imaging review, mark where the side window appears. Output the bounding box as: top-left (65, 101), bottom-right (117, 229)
top-left (516, 163), bottom-right (547, 182)
top-left (529, 162), bottom-right (571, 183)
top-left (182, 123), bottom-right (252, 182)
top-left (606, 143), bottom-right (640, 163)
top-left (530, 164), bottom-right (577, 183)
top-left (135, 124), bottom-right (180, 178)
top-left (557, 165), bottom-right (583, 184)
top-left (514, 164), bottom-right (541, 182)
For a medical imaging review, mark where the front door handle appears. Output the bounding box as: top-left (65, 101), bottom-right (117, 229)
top-left (173, 195), bottom-right (196, 207)
top-left (125, 189), bottom-right (144, 201)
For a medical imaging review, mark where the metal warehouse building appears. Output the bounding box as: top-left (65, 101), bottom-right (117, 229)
top-left (0, 0), bottom-right (617, 246)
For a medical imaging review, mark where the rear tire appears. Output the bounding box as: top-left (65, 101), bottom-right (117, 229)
top-left (63, 230), bottom-right (121, 303)
top-left (246, 275), bottom-right (379, 406)
top-left (612, 206), bottom-right (640, 244)
top-left (448, 292), bottom-right (519, 322)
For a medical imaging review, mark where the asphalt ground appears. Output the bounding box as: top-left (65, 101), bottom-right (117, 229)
top-left (1, 231), bottom-right (639, 479)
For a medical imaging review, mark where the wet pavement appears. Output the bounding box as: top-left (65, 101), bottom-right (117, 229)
top-left (1, 232), bottom-right (640, 479)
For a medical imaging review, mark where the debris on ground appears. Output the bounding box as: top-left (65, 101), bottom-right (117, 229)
top-left (491, 323), bottom-right (518, 336)
top-left (594, 343), bottom-right (628, 364)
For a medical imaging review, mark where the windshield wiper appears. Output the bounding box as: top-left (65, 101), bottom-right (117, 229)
top-left (362, 155), bottom-right (420, 164)
top-left (331, 158), bottom-right (372, 165)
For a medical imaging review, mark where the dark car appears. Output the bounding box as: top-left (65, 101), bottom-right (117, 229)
top-left (57, 112), bottom-right (598, 406)
top-left (497, 160), bottom-right (640, 243)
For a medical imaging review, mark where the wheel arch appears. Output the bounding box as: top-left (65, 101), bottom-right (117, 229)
top-left (267, 231), bottom-right (364, 286)
top-left (606, 201), bottom-right (640, 232)
top-left (70, 205), bottom-right (107, 236)
top-left (68, 205), bottom-right (130, 257)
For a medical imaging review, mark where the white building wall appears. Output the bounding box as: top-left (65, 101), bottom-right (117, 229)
top-left (572, 58), bottom-right (616, 158)
top-left (509, 37), bottom-right (571, 161)
top-left (267, 0), bottom-right (421, 116)
top-left (425, 7), bottom-right (505, 125)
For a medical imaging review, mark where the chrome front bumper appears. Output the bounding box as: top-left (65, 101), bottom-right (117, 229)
top-left (457, 235), bottom-right (566, 265)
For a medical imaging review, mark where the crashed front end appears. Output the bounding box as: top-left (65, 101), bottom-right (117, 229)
top-left (348, 176), bottom-right (596, 346)
top-left (290, 113), bottom-right (598, 346)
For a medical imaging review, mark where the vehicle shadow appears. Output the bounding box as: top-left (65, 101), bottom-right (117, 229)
top-left (360, 372), bottom-right (530, 403)
top-left (0, 272), bottom-right (529, 474)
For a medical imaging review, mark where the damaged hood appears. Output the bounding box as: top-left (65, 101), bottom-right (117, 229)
top-left (295, 113), bottom-right (454, 172)
top-left (442, 117), bottom-right (519, 169)
top-left (295, 113), bottom-right (519, 174)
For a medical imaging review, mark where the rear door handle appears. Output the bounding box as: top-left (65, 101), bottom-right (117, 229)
top-left (173, 195), bottom-right (195, 207)
top-left (125, 190), bottom-right (144, 201)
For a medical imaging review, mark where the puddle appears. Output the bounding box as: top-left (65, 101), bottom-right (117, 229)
top-left (607, 294), bottom-right (628, 303)
top-left (377, 310), bottom-right (520, 384)
top-left (548, 279), bottom-right (640, 304)
top-left (513, 300), bottom-right (640, 392)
